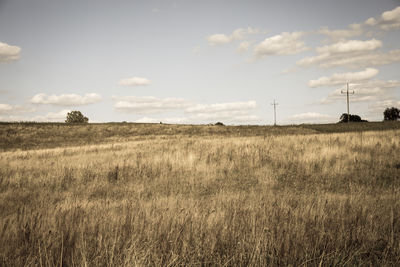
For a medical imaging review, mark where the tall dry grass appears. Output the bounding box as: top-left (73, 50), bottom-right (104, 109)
top-left (0, 126), bottom-right (399, 266)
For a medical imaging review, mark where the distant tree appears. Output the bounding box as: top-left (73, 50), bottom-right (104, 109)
top-left (215, 122), bottom-right (225, 126)
top-left (65, 111), bottom-right (89, 123)
top-left (339, 113), bottom-right (367, 123)
top-left (383, 107), bottom-right (400, 121)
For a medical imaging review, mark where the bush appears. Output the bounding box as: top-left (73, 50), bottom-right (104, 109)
top-left (383, 107), bottom-right (400, 121)
top-left (215, 122), bottom-right (225, 126)
top-left (65, 111), bottom-right (89, 123)
top-left (339, 113), bottom-right (368, 123)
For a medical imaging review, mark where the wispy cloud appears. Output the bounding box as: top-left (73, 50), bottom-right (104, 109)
top-left (288, 112), bottom-right (334, 123)
top-left (30, 93), bottom-right (102, 106)
top-left (0, 103), bottom-right (35, 115)
top-left (321, 79), bottom-right (400, 104)
top-left (118, 77), bottom-right (151, 86)
top-left (207, 27), bottom-right (259, 46)
top-left (0, 109), bottom-right (70, 122)
top-left (113, 96), bottom-right (190, 114)
top-left (32, 110), bottom-right (71, 122)
top-left (318, 23), bottom-right (364, 42)
top-left (365, 6), bottom-right (400, 30)
top-left (309, 68), bottom-right (379, 88)
top-left (296, 39), bottom-right (399, 69)
top-left (0, 42), bottom-right (21, 63)
top-left (254, 32), bottom-right (308, 58)
top-left (134, 116), bottom-right (188, 124)
top-left (185, 101), bottom-right (259, 123)
top-left (237, 41), bottom-right (251, 53)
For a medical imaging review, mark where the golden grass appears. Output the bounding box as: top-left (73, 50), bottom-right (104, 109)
top-left (0, 124), bottom-right (400, 266)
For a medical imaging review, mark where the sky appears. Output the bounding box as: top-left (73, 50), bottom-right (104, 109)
top-left (0, 0), bottom-right (400, 124)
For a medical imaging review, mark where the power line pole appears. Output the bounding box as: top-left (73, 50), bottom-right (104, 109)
top-left (341, 83), bottom-right (354, 122)
top-left (271, 99), bottom-right (278, 126)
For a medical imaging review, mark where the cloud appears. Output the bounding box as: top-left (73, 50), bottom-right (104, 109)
top-left (207, 27), bottom-right (259, 46)
top-left (288, 112), bottom-right (334, 123)
top-left (113, 96), bottom-right (190, 114)
top-left (0, 108), bottom-right (69, 122)
top-left (296, 39), bottom-right (397, 69)
top-left (237, 41), bottom-right (251, 53)
top-left (0, 104), bottom-right (14, 113)
top-left (30, 93), bottom-right (102, 106)
top-left (0, 103), bottom-right (35, 115)
top-left (318, 23), bottom-right (364, 42)
top-left (186, 101), bottom-right (256, 113)
top-left (207, 34), bottom-right (231, 45)
top-left (315, 39), bottom-right (382, 54)
top-left (321, 79), bottom-right (400, 104)
top-left (369, 99), bottom-right (400, 115)
top-left (254, 32), bottom-right (308, 58)
top-left (309, 68), bottom-right (379, 88)
top-left (365, 6), bottom-right (400, 30)
top-left (31, 110), bottom-right (71, 122)
top-left (134, 116), bottom-right (188, 124)
top-left (118, 77), bottom-right (151, 86)
top-left (0, 42), bottom-right (21, 63)
top-left (185, 101), bottom-right (259, 123)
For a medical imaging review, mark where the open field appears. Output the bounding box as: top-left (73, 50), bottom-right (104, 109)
top-left (1, 122), bottom-right (400, 266)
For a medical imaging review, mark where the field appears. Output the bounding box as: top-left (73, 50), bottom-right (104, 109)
top-left (1, 122), bottom-right (400, 266)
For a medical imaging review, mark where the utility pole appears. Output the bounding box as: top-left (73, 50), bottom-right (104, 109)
top-left (341, 83), bottom-right (354, 122)
top-left (271, 99), bottom-right (278, 126)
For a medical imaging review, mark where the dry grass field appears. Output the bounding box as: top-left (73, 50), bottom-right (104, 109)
top-left (0, 122), bottom-right (400, 266)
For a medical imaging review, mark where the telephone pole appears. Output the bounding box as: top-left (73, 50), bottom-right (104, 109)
top-left (341, 83), bottom-right (354, 122)
top-left (271, 99), bottom-right (278, 126)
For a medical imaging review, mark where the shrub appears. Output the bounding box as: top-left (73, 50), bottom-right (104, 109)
top-left (383, 107), bottom-right (400, 121)
top-left (65, 111), bottom-right (89, 123)
top-left (339, 113), bottom-right (368, 123)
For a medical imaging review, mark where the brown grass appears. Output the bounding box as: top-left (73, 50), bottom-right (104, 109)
top-left (0, 123), bottom-right (399, 266)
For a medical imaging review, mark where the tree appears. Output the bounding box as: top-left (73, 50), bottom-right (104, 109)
top-left (65, 111), bottom-right (89, 123)
top-left (383, 107), bottom-right (400, 121)
top-left (339, 113), bottom-right (367, 123)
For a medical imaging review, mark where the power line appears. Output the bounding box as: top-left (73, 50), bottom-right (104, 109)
top-left (341, 83), bottom-right (354, 123)
top-left (271, 99), bottom-right (278, 126)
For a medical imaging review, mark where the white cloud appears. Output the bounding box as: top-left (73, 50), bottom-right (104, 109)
top-left (288, 112), bottom-right (334, 123)
top-left (113, 96), bottom-right (190, 114)
top-left (366, 99), bottom-right (400, 120)
top-left (254, 32), bottom-right (308, 58)
top-left (30, 93), bottom-right (102, 106)
top-left (0, 104), bottom-right (14, 113)
top-left (118, 77), bottom-right (151, 86)
top-left (321, 79), bottom-right (400, 104)
top-left (309, 68), bottom-right (379, 88)
top-left (207, 34), bottom-right (231, 45)
top-left (186, 101), bottom-right (256, 113)
top-left (237, 41), bottom-right (251, 53)
top-left (185, 101), bottom-right (259, 123)
top-left (365, 6), bottom-right (400, 30)
top-left (31, 110), bottom-right (71, 122)
top-left (0, 103), bottom-right (35, 115)
top-left (207, 27), bottom-right (259, 46)
top-left (318, 23), bottom-right (364, 42)
top-left (296, 39), bottom-right (396, 69)
top-left (0, 109), bottom-right (70, 122)
top-left (315, 39), bottom-right (382, 54)
top-left (134, 116), bottom-right (188, 124)
top-left (0, 42), bottom-right (21, 63)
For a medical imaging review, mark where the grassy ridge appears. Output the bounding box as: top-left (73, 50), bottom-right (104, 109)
top-left (0, 123), bottom-right (400, 265)
top-left (1, 121), bottom-right (399, 151)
